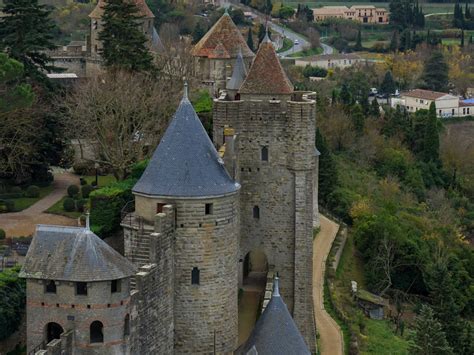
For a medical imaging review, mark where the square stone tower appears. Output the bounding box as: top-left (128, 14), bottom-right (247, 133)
top-left (213, 35), bottom-right (317, 352)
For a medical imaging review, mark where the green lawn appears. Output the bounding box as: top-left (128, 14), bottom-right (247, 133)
top-left (46, 196), bottom-right (83, 219)
top-left (10, 185), bottom-right (54, 212)
top-left (360, 320), bottom-right (410, 355)
top-left (277, 37), bottom-right (294, 53)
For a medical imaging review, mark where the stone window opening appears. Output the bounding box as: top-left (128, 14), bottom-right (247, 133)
top-left (191, 267), bottom-right (200, 285)
top-left (253, 206), bottom-right (260, 219)
top-left (111, 279), bottom-right (121, 293)
top-left (205, 203), bottom-right (213, 215)
top-left (124, 314), bottom-right (130, 337)
top-left (156, 203), bottom-right (166, 214)
top-left (76, 282), bottom-right (88, 296)
top-left (90, 321), bottom-right (104, 343)
top-left (45, 280), bottom-right (56, 294)
top-left (261, 146), bottom-right (269, 162)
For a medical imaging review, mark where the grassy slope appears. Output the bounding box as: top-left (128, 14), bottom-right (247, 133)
top-left (328, 155), bottom-right (411, 354)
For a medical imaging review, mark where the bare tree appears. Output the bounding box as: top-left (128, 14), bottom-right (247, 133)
top-left (60, 71), bottom-right (181, 180)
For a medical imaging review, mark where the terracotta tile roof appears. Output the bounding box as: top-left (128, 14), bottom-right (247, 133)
top-left (192, 13), bottom-right (254, 59)
top-left (239, 37), bottom-right (293, 95)
top-left (208, 42), bottom-right (231, 59)
top-left (402, 89), bottom-right (450, 100)
top-left (89, 0), bottom-right (154, 19)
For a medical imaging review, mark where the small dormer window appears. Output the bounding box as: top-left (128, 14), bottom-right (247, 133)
top-left (205, 203), bottom-right (213, 215)
top-left (76, 282), bottom-right (88, 296)
top-left (45, 280), bottom-right (56, 294)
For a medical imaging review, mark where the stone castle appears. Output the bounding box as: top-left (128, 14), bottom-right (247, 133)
top-left (20, 12), bottom-right (319, 355)
top-left (50, 0), bottom-right (163, 78)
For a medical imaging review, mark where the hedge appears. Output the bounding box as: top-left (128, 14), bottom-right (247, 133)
top-left (89, 179), bottom-right (136, 237)
top-left (0, 193), bottom-right (23, 199)
top-left (25, 185), bottom-right (40, 198)
top-left (0, 266), bottom-right (26, 341)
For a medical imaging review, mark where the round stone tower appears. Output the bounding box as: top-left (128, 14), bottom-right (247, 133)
top-left (132, 84), bottom-right (240, 353)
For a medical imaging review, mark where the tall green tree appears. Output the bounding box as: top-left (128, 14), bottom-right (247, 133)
top-left (315, 129), bottom-right (338, 206)
top-left (99, 0), bottom-right (154, 72)
top-left (389, 30), bottom-right (399, 52)
top-left (461, 29), bottom-right (465, 48)
top-left (370, 97), bottom-right (380, 118)
top-left (380, 71), bottom-right (396, 95)
top-left (0, 0), bottom-right (59, 83)
top-left (421, 51), bottom-right (449, 92)
top-left (354, 29), bottom-right (363, 51)
top-left (422, 102), bottom-right (440, 163)
top-left (351, 104), bottom-right (365, 135)
top-left (192, 22), bottom-right (206, 44)
top-left (408, 305), bottom-right (453, 355)
top-left (247, 27), bottom-right (254, 52)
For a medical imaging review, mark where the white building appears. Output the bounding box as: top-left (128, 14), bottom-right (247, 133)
top-left (391, 89), bottom-right (473, 118)
top-left (295, 53), bottom-right (365, 69)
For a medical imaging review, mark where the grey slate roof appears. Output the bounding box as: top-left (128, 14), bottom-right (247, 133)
top-left (238, 278), bottom-right (311, 355)
top-left (133, 87), bottom-right (240, 197)
top-left (151, 26), bottom-right (166, 54)
top-left (19, 225), bottom-right (137, 282)
top-left (227, 49), bottom-right (247, 91)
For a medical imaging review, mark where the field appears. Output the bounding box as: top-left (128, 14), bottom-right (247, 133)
top-left (282, 1), bottom-right (456, 15)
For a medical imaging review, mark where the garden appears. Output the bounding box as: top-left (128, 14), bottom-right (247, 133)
top-left (0, 185), bottom-right (53, 213)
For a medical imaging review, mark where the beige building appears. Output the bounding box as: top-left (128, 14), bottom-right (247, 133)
top-left (391, 89), bottom-right (472, 118)
top-left (313, 5), bottom-right (389, 24)
top-left (295, 53), bottom-right (365, 69)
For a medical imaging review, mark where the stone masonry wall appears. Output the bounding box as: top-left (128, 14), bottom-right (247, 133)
top-left (26, 279), bottom-right (131, 355)
top-left (124, 206), bottom-right (175, 354)
top-left (172, 193), bottom-right (240, 354)
top-left (213, 94), bottom-right (317, 352)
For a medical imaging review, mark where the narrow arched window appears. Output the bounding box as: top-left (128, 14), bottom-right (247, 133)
top-left (45, 280), bottom-right (56, 294)
top-left (253, 206), bottom-right (260, 219)
top-left (261, 146), bottom-right (268, 161)
top-left (90, 321), bottom-right (104, 343)
top-left (191, 267), bottom-right (200, 285)
top-left (124, 314), bottom-right (130, 337)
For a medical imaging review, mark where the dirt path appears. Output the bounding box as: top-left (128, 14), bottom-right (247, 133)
top-left (0, 172), bottom-right (79, 237)
top-left (313, 214), bottom-right (344, 355)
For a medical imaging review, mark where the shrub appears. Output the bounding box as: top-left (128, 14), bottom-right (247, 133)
top-left (25, 185), bottom-right (40, 198)
top-left (303, 65), bottom-right (328, 78)
top-left (0, 266), bottom-right (26, 341)
top-left (79, 177), bottom-right (87, 186)
top-left (0, 193), bottom-right (23, 199)
top-left (0, 229), bottom-right (5, 240)
top-left (81, 185), bottom-right (94, 198)
top-left (89, 179), bottom-right (136, 237)
top-left (67, 185), bottom-right (79, 198)
top-left (4, 200), bottom-right (15, 212)
top-left (63, 198), bottom-right (76, 212)
top-left (130, 160), bottom-right (149, 179)
top-left (75, 199), bottom-right (87, 212)
top-left (10, 187), bottom-right (22, 194)
top-left (73, 161), bottom-right (95, 175)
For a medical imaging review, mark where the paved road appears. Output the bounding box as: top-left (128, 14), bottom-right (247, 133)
top-left (0, 172), bottom-right (79, 237)
top-left (425, 12), bottom-right (453, 17)
top-left (313, 214), bottom-right (344, 355)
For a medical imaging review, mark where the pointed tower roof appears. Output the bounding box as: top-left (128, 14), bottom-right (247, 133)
top-left (133, 85), bottom-right (240, 198)
top-left (227, 49), bottom-right (247, 91)
top-left (151, 26), bottom-right (166, 54)
top-left (89, 0), bottom-right (154, 19)
top-left (192, 12), bottom-right (254, 59)
top-left (20, 225), bottom-right (137, 282)
top-left (239, 38), bottom-right (293, 95)
top-left (237, 277), bottom-right (310, 355)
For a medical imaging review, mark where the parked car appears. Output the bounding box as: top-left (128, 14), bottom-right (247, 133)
top-left (294, 39), bottom-right (299, 45)
top-left (369, 88), bottom-right (378, 96)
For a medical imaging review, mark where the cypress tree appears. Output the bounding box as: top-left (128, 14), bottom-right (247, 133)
top-left (0, 0), bottom-right (60, 83)
top-left (461, 29), bottom-right (465, 48)
top-left (340, 83), bottom-right (352, 105)
top-left (258, 23), bottom-right (266, 45)
top-left (370, 97), bottom-right (380, 118)
top-left (99, 0), bottom-right (154, 72)
top-left (381, 71), bottom-right (396, 95)
top-left (192, 22), bottom-right (206, 44)
top-left (389, 30), bottom-right (399, 52)
top-left (470, 35), bottom-right (473, 45)
top-left (315, 128), bottom-right (338, 206)
top-left (465, 3), bottom-right (471, 19)
top-left (408, 305), bottom-right (454, 355)
top-left (422, 102), bottom-right (440, 163)
top-left (355, 29), bottom-right (363, 51)
top-left (351, 104), bottom-right (365, 135)
top-left (421, 51), bottom-right (449, 92)
top-left (247, 27), bottom-right (254, 52)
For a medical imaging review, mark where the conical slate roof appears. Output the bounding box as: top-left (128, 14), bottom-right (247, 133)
top-left (151, 26), bottom-right (166, 54)
top-left (227, 50), bottom-right (248, 91)
top-left (239, 36), bottom-right (293, 95)
top-left (133, 86), bottom-right (240, 197)
top-left (192, 12), bottom-right (254, 59)
top-left (20, 225), bottom-right (137, 282)
top-left (89, 0), bottom-right (154, 19)
top-left (238, 277), bottom-right (310, 355)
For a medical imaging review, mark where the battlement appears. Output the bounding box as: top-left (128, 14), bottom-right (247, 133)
top-left (34, 330), bottom-right (73, 355)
